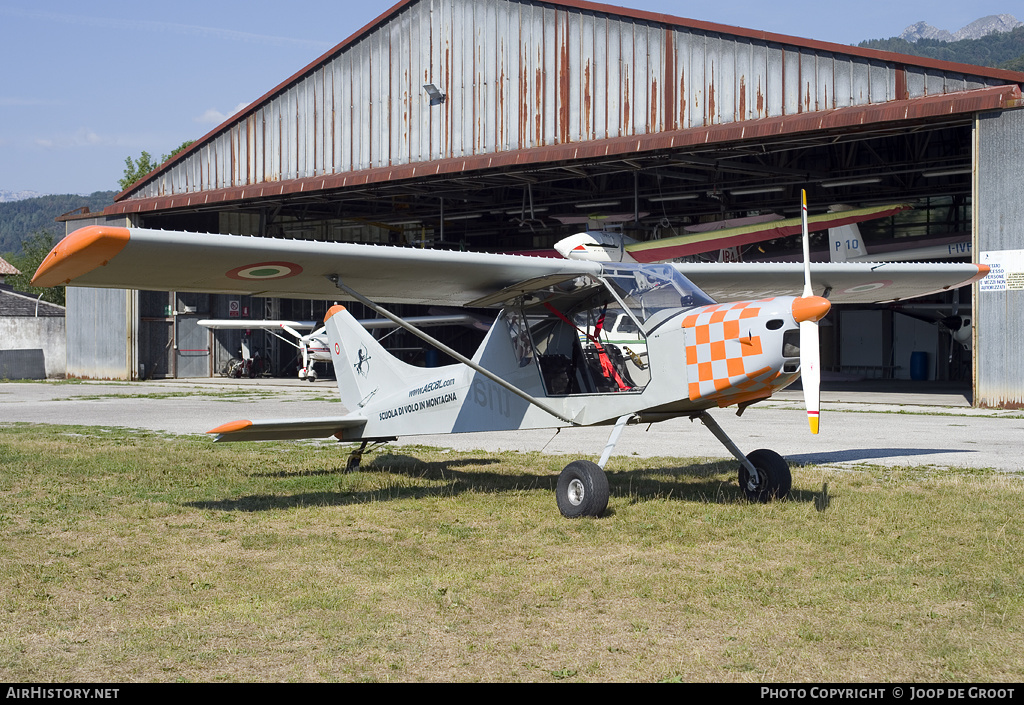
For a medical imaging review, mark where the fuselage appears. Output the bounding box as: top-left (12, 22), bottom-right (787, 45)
top-left (332, 292), bottom-right (824, 440)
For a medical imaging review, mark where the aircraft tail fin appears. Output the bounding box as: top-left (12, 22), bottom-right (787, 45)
top-left (827, 205), bottom-right (868, 262)
top-left (323, 304), bottom-right (424, 411)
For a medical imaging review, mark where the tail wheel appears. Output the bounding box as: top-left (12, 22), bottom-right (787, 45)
top-left (739, 449), bottom-right (791, 502)
top-left (556, 460), bottom-right (609, 518)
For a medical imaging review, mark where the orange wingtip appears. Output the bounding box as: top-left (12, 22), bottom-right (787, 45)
top-left (31, 225), bottom-right (131, 287)
top-left (324, 304), bottom-right (347, 320)
top-left (207, 420), bottom-right (253, 435)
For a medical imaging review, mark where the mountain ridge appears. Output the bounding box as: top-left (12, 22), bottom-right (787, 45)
top-left (899, 14), bottom-right (1021, 43)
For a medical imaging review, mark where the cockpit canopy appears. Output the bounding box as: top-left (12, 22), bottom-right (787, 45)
top-left (506, 263), bottom-right (715, 395)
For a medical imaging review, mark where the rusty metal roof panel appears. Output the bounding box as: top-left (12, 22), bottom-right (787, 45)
top-left (110, 84), bottom-right (1023, 216)
top-left (117, 0), bottom-right (1024, 206)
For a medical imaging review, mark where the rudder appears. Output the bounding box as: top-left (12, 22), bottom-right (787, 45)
top-left (323, 305), bottom-right (424, 411)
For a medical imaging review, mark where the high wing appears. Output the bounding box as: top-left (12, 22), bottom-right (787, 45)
top-left (673, 261), bottom-right (990, 304)
top-left (33, 225), bottom-right (600, 306)
top-left (626, 203), bottom-right (912, 262)
top-left (35, 225), bottom-right (988, 306)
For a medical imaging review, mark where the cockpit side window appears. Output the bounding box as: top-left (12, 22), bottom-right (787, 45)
top-left (518, 278), bottom-right (651, 395)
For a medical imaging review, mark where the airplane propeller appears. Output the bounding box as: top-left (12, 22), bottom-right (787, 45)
top-left (794, 190), bottom-right (831, 434)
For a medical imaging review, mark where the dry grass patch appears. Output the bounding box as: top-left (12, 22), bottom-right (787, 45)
top-left (1, 424), bottom-right (1022, 682)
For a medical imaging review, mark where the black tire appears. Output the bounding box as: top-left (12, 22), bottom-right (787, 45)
top-left (739, 449), bottom-right (791, 502)
top-left (556, 460), bottom-right (609, 518)
top-left (345, 454), bottom-right (361, 472)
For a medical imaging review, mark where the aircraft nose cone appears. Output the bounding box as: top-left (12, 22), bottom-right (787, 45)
top-left (792, 295), bottom-right (831, 323)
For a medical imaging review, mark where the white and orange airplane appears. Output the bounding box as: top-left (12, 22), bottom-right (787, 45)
top-left (33, 193), bottom-right (988, 517)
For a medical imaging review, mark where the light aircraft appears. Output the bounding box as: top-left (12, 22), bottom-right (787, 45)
top-left (33, 193), bottom-right (988, 517)
top-left (553, 203), bottom-right (911, 263)
top-left (827, 223), bottom-right (972, 263)
top-left (197, 318), bottom-right (330, 380)
top-left (199, 312), bottom-right (488, 381)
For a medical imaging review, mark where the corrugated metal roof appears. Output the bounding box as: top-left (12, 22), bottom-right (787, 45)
top-left (112, 0), bottom-right (1024, 214)
top-left (0, 286), bottom-right (65, 317)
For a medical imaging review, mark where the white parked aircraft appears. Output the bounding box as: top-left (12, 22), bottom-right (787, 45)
top-left (34, 195), bottom-right (988, 517)
top-left (553, 203), bottom-right (911, 263)
top-left (199, 312), bottom-right (487, 381)
top-left (827, 222), bottom-right (972, 262)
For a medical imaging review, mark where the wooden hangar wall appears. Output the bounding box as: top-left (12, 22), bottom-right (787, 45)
top-left (64, 0), bottom-right (1024, 400)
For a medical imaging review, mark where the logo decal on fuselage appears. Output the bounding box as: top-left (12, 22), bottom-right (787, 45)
top-left (355, 346), bottom-right (371, 376)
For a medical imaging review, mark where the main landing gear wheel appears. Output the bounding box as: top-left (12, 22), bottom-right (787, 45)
top-left (738, 449), bottom-right (791, 503)
top-left (556, 460), bottom-right (610, 518)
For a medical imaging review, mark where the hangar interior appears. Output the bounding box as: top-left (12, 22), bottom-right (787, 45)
top-left (61, 0), bottom-right (1024, 404)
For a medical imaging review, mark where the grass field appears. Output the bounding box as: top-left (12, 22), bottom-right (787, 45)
top-left (1, 423), bottom-right (1021, 682)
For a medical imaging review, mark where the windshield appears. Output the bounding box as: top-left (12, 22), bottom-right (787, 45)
top-left (599, 263), bottom-right (715, 323)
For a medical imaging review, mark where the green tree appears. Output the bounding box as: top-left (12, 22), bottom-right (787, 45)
top-left (3, 231), bottom-right (65, 306)
top-left (118, 141), bottom-right (195, 191)
top-left (119, 151), bottom-right (157, 191)
top-left (162, 140), bottom-right (194, 162)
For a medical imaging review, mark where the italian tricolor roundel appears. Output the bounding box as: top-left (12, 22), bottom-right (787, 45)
top-left (840, 280), bottom-right (891, 295)
top-left (226, 262), bottom-right (303, 280)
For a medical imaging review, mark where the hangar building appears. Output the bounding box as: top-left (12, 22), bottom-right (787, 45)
top-left (59, 0), bottom-right (1024, 406)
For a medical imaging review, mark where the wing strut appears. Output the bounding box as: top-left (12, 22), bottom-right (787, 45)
top-left (328, 275), bottom-right (579, 426)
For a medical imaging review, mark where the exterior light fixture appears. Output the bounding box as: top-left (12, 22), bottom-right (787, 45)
top-left (423, 83), bottom-right (446, 106)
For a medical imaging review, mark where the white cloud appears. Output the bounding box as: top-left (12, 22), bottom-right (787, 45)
top-left (195, 102), bottom-right (250, 125)
top-left (31, 128), bottom-right (114, 150)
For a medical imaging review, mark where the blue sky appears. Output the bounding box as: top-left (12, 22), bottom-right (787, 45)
top-left (1, 0), bottom-right (1017, 195)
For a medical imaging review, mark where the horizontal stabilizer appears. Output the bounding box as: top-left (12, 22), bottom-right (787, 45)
top-left (207, 416), bottom-right (366, 442)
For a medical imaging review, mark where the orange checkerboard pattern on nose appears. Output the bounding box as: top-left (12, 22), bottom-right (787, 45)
top-left (682, 301), bottom-right (780, 404)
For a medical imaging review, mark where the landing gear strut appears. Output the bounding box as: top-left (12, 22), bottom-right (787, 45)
top-left (697, 411), bottom-right (791, 502)
top-left (343, 438), bottom-right (396, 473)
top-left (555, 414), bottom-right (634, 518)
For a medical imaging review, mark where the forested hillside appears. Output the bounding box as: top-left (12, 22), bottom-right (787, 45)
top-left (859, 26), bottom-right (1024, 71)
top-left (0, 191), bottom-right (115, 256)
